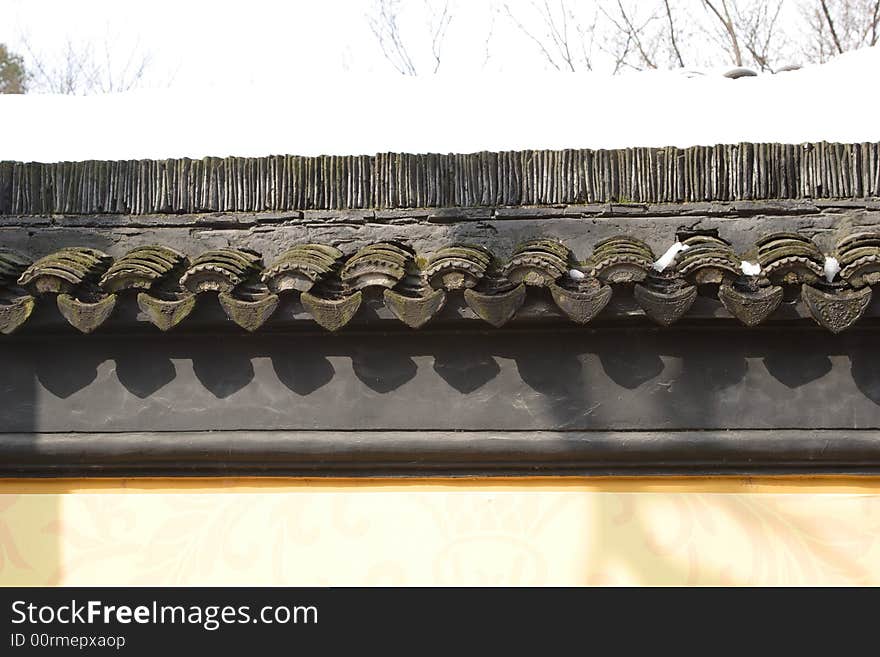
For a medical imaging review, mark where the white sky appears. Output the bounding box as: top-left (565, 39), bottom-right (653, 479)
top-left (0, 0), bottom-right (502, 87)
top-left (0, 0), bottom-right (815, 86)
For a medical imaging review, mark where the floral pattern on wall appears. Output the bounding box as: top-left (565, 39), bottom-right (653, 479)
top-left (2, 487), bottom-right (880, 586)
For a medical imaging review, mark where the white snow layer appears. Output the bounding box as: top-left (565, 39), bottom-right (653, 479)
top-left (824, 256), bottom-right (841, 282)
top-left (653, 242), bottom-right (690, 272)
top-left (1, 48), bottom-right (879, 162)
top-left (740, 261), bottom-right (762, 276)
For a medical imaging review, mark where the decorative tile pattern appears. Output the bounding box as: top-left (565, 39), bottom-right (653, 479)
top-left (4, 228), bottom-right (880, 333)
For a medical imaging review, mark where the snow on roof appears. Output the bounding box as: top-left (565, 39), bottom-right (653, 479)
top-left (2, 47), bottom-right (879, 163)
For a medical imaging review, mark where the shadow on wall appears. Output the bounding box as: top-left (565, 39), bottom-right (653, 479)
top-left (0, 335), bottom-right (59, 585)
top-left (6, 321), bottom-right (880, 434)
top-left (579, 489), bottom-right (880, 585)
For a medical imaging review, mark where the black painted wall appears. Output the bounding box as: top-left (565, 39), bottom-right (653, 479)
top-left (3, 319), bottom-right (879, 435)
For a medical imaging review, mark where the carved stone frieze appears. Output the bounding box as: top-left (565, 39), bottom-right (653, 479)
top-left (3, 228), bottom-right (880, 334)
top-left (549, 277), bottom-right (612, 324)
top-left (137, 291), bottom-right (198, 332)
top-left (719, 279), bottom-right (784, 327)
top-left (802, 283), bottom-right (872, 334)
top-left (301, 290), bottom-right (363, 332)
top-left (634, 272), bottom-right (698, 326)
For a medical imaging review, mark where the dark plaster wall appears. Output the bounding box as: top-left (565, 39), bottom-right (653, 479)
top-left (2, 321), bottom-right (878, 435)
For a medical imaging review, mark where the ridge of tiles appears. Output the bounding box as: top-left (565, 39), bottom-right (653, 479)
top-left (2, 229), bottom-right (880, 335)
top-left (2, 143), bottom-right (880, 215)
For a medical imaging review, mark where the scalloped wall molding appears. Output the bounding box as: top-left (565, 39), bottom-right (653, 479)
top-left (4, 229), bottom-right (880, 335)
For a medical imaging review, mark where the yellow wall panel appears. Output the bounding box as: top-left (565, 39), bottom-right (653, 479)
top-left (2, 479), bottom-right (880, 586)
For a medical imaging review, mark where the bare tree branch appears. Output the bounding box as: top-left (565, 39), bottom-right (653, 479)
top-left (871, 0), bottom-right (880, 45)
top-left (367, 0), bottom-right (455, 75)
top-left (20, 31), bottom-right (151, 94)
top-left (503, 0), bottom-right (595, 71)
top-left (702, 0), bottom-right (743, 66)
top-left (367, 0), bottom-right (418, 75)
top-left (820, 0), bottom-right (845, 53)
top-left (802, 0), bottom-right (880, 63)
top-left (539, 0), bottom-right (576, 71)
top-left (482, 6), bottom-right (498, 69)
top-left (603, 1), bottom-right (658, 69)
top-left (427, 0), bottom-right (453, 74)
top-left (663, 0), bottom-right (685, 67)
top-left (610, 34), bottom-right (634, 74)
top-left (373, 0), bottom-right (880, 76)
top-left (574, 14), bottom-right (598, 71)
top-left (733, 0), bottom-right (785, 71)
